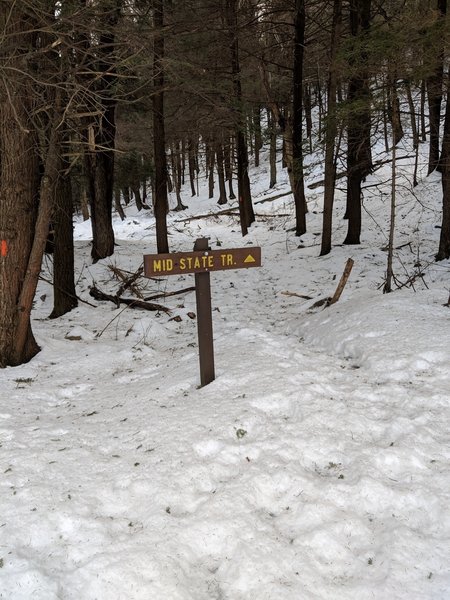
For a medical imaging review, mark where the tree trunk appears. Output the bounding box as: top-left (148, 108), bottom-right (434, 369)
top-left (114, 188), bottom-right (126, 220)
top-left (320, 0), bottom-right (342, 256)
top-left (269, 110), bottom-right (277, 188)
top-left (173, 143), bottom-right (187, 211)
top-left (344, 0), bottom-right (372, 245)
top-left (153, 0), bottom-right (169, 253)
top-left (188, 138), bottom-right (197, 196)
top-left (208, 143), bottom-right (215, 199)
top-left (304, 84), bottom-right (313, 153)
top-left (291, 0), bottom-right (307, 237)
top-left (420, 78), bottom-right (427, 142)
top-left (216, 142), bottom-right (228, 205)
top-left (50, 157), bottom-right (78, 319)
top-left (427, 0), bottom-right (446, 174)
top-left (131, 184), bottom-right (143, 211)
top-left (437, 71), bottom-right (450, 260)
top-left (384, 82), bottom-right (397, 293)
top-left (224, 138), bottom-right (236, 199)
top-left (254, 106), bottom-right (262, 167)
top-left (82, 2), bottom-right (120, 263)
top-left (388, 74), bottom-right (404, 146)
top-left (405, 80), bottom-right (419, 187)
top-left (0, 8), bottom-right (41, 367)
top-left (226, 0), bottom-right (254, 235)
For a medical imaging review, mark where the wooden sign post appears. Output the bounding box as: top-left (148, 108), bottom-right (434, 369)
top-left (144, 238), bottom-right (261, 387)
top-left (193, 237), bottom-right (215, 386)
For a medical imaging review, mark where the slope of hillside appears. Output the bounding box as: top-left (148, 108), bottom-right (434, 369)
top-left (0, 142), bottom-right (449, 599)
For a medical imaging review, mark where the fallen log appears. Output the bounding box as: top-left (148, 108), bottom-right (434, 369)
top-left (89, 285), bottom-right (171, 313)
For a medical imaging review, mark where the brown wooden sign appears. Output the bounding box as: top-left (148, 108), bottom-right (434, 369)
top-left (143, 239), bottom-right (262, 387)
top-left (144, 246), bottom-right (261, 277)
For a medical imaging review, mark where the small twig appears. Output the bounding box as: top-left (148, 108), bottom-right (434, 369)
top-left (38, 274), bottom-right (97, 308)
top-left (96, 303), bottom-right (131, 338)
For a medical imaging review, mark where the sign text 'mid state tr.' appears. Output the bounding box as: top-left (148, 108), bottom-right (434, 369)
top-left (144, 246), bottom-right (261, 277)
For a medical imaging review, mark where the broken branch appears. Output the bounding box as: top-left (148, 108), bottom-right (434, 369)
top-left (89, 285), bottom-right (171, 313)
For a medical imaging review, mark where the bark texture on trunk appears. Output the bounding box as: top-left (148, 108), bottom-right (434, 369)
top-left (437, 72), bottom-right (450, 260)
top-left (226, 0), bottom-right (254, 235)
top-left (344, 0), bottom-right (372, 245)
top-left (0, 8), bottom-right (40, 367)
top-left (320, 0), bottom-right (342, 256)
top-left (82, 2), bottom-right (120, 262)
top-left (291, 0), bottom-right (307, 236)
top-left (50, 156), bottom-right (78, 319)
top-left (427, 0), bottom-right (446, 174)
top-left (153, 0), bottom-right (169, 253)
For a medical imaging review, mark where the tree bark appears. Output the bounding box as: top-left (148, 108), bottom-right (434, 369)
top-left (0, 7), bottom-right (41, 367)
top-left (82, 1), bottom-right (120, 263)
top-left (153, 0), bottom-right (169, 253)
top-left (50, 155), bottom-right (78, 319)
top-left (344, 0), bottom-right (372, 245)
top-left (291, 0), bottom-right (307, 237)
top-left (254, 106), bottom-right (262, 167)
top-left (320, 0), bottom-right (342, 256)
top-left (224, 138), bottom-right (236, 199)
top-left (437, 71), bottom-right (450, 260)
top-left (269, 110), bottom-right (277, 188)
top-left (188, 138), bottom-right (197, 196)
top-left (216, 142), bottom-right (228, 205)
top-left (427, 0), bottom-right (446, 174)
top-left (225, 0), bottom-right (254, 235)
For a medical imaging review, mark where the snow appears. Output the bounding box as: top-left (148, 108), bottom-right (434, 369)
top-left (1, 141), bottom-right (450, 599)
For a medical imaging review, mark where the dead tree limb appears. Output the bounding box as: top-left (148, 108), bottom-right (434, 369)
top-left (254, 191), bottom-right (292, 204)
top-left (108, 265), bottom-right (144, 299)
top-left (327, 258), bottom-right (354, 306)
top-left (144, 286), bottom-right (196, 301)
top-left (176, 210), bottom-right (290, 223)
top-left (89, 285), bottom-right (171, 313)
top-left (280, 291), bottom-right (313, 300)
top-left (175, 208), bottom-right (239, 222)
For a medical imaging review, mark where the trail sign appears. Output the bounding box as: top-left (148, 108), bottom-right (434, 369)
top-left (143, 239), bottom-right (262, 387)
top-left (144, 246), bottom-right (261, 277)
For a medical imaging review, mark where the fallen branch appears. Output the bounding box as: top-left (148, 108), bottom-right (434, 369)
top-left (254, 191), bottom-right (292, 204)
top-left (327, 258), bottom-right (354, 306)
top-left (89, 285), bottom-right (171, 313)
top-left (175, 208), bottom-right (239, 222)
top-left (175, 209), bottom-right (291, 223)
top-left (144, 286), bottom-right (196, 301)
top-left (108, 265), bottom-right (144, 299)
top-left (307, 155), bottom-right (416, 190)
top-left (308, 172), bottom-right (346, 189)
top-left (280, 291), bottom-right (313, 300)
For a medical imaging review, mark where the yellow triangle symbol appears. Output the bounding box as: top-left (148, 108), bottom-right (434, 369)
top-left (244, 254), bottom-right (256, 263)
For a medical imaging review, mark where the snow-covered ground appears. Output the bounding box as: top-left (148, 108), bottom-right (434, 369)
top-left (1, 141), bottom-right (449, 599)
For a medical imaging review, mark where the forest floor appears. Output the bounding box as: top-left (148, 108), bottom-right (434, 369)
top-left (1, 141), bottom-right (449, 599)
